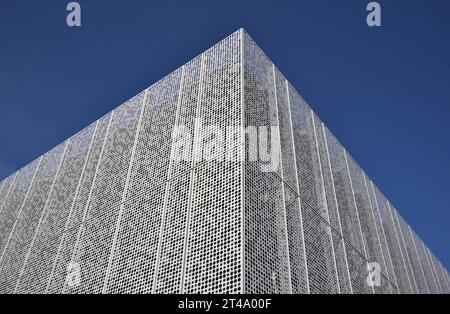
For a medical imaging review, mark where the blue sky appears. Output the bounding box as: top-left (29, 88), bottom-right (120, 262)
top-left (0, 0), bottom-right (449, 270)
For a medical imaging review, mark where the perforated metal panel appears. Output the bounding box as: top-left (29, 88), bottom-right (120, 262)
top-left (287, 85), bottom-right (342, 294)
top-left (372, 186), bottom-right (413, 294)
top-left (243, 32), bottom-right (291, 294)
top-left (426, 247), bottom-right (444, 293)
top-left (396, 213), bottom-right (428, 293)
top-left (183, 31), bottom-right (242, 294)
top-left (106, 70), bottom-right (182, 294)
top-left (153, 58), bottom-right (201, 294)
top-left (47, 113), bottom-right (111, 294)
top-left (324, 128), bottom-right (371, 293)
top-left (184, 148), bottom-right (242, 293)
top-left (74, 92), bottom-right (145, 294)
top-left (273, 67), bottom-right (308, 294)
top-left (0, 175), bottom-right (16, 213)
top-left (314, 119), bottom-right (353, 294)
top-left (0, 179), bottom-right (7, 210)
top-left (367, 179), bottom-right (398, 293)
top-left (0, 142), bottom-right (66, 293)
top-left (444, 269), bottom-right (449, 290)
top-left (346, 154), bottom-right (388, 294)
top-left (414, 232), bottom-right (440, 294)
top-left (324, 130), bottom-right (364, 254)
top-left (0, 160), bottom-right (40, 262)
top-left (16, 124), bottom-right (96, 294)
top-left (390, 205), bottom-right (418, 294)
top-left (0, 29), bottom-right (448, 294)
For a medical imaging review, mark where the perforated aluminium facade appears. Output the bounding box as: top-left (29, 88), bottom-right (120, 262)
top-left (0, 29), bottom-right (448, 294)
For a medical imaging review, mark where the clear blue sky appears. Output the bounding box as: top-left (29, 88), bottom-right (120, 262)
top-left (0, 0), bottom-right (449, 270)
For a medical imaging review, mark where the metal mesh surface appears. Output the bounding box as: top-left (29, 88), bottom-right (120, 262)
top-left (0, 29), bottom-right (447, 294)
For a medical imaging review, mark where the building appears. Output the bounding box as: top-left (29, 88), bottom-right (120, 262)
top-left (0, 29), bottom-right (448, 294)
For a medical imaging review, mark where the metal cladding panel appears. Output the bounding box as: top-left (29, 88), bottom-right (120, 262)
top-left (107, 70), bottom-right (182, 293)
top-left (397, 214), bottom-right (429, 294)
top-left (105, 182), bottom-right (166, 294)
top-left (409, 227), bottom-right (436, 294)
top-left (288, 89), bottom-right (329, 221)
top-left (314, 116), bottom-right (352, 294)
top-left (344, 240), bottom-right (375, 294)
top-left (0, 178), bottom-right (9, 211)
top-left (329, 228), bottom-right (352, 294)
top-left (345, 154), bottom-right (388, 294)
top-left (447, 269), bottom-right (450, 292)
top-left (439, 262), bottom-right (450, 294)
top-left (390, 205), bottom-right (418, 293)
top-left (323, 127), bottom-right (371, 293)
top-left (373, 186), bottom-right (412, 294)
top-left (0, 29), bottom-right (448, 294)
top-left (367, 179), bottom-right (398, 293)
top-left (166, 57), bottom-right (202, 180)
top-left (67, 115), bottom-right (112, 231)
top-left (183, 150), bottom-right (242, 294)
top-left (194, 31), bottom-right (242, 164)
top-left (124, 72), bottom-right (182, 200)
top-left (183, 31), bottom-right (242, 294)
top-left (0, 180), bottom-right (4, 203)
top-left (85, 92), bottom-right (145, 218)
top-left (47, 113), bottom-right (111, 293)
top-left (0, 160), bottom-right (39, 258)
top-left (287, 84), bottom-right (341, 294)
top-left (243, 32), bottom-right (291, 294)
top-left (153, 174), bottom-right (191, 293)
top-left (0, 176), bottom-right (16, 212)
top-left (0, 172), bottom-right (17, 213)
top-left (406, 226), bottom-right (431, 294)
top-left (153, 58), bottom-right (201, 294)
top-left (0, 142), bottom-right (66, 293)
top-left (434, 256), bottom-right (449, 294)
top-left (425, 243), bottom-right (442, 293)
top-left (426, 248), bottom-right (444, 293)
top-left (243, 164), bottom-right (291, 294)
top-left (71, 93), bottom-right (144, 294)
top-left (16, 124), bottom-right (96, 294)
top-left (67, 218), bottom-right (114, 294)
top-left (51, 226), bottom-right (82, 293)
top-left (426, 246), bottom-right (443, 293)
top-left (274, 67), bottom-right (308, 294)
top-left (323, 128), bottom-right (366, 256)
top-left (301, 201), bottom-right (340, 294)
top-left (282, 184), bottom-right (308, 294)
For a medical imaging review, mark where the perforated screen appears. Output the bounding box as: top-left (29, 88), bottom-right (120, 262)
top-left (0, 29), bottom-right (447, 294)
